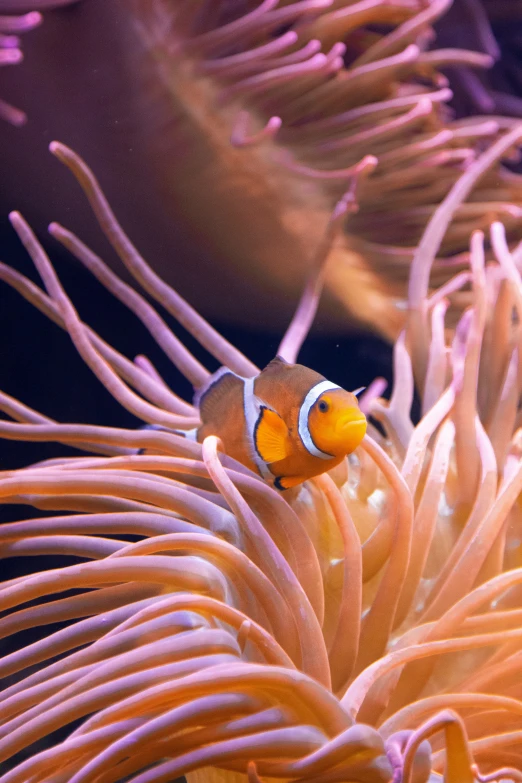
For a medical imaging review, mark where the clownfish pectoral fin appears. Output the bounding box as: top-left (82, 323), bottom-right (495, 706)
top-left (274, 475), bottom-right (306, 491)
top-left (254, 407), bottom-right (292, 464)
top-left (195, 367), bottom-right (243, 422)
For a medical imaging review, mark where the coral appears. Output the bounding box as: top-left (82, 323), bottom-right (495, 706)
top-left (1, 140), bottom-right (522, 781)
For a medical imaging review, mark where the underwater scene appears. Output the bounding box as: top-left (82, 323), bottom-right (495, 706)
top-left (3, 1), bottom-right (522, 782)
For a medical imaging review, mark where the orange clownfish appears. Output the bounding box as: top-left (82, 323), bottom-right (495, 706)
top-left (191, 356), bottom-right (367, 491)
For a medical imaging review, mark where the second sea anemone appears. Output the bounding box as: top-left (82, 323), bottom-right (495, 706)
top-left (7, 0), bottom-right (522, 339)
top-left (0, 5), bottom-right (41, 126)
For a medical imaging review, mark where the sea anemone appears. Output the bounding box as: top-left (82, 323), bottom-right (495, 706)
top-left (2, 138), bottom-right (522, 781)
top-left (6, 0), bottom-right (522, 339)
top-left (0, 1), bottom-right (83, 126)
top-left (118, 0), bottom-right (522, 337)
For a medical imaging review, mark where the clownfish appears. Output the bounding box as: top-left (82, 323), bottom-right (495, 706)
top-left (190, 356), bottom-right (367, 491)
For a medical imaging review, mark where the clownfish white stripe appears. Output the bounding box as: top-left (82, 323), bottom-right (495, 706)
top-left (243, 377), bottom-right (272, 480)
top-left (298, 380), bottom-right (342, 460)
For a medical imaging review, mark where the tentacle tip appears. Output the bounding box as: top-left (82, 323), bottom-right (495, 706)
top-left (13, 113), bottom-right (27, 127)
top-left (364, 154), bottom-right (378, 167)
top-left (49, 141), bottom-right (71, 160)
top-left (417, 97), bottom-right (433, 115)
top-left (247, 761), bottom-right (263, 783)
top-left (4, 48), bottom-right (23, 64)
top-left (405, 43), bottom-right (421, 58)
top-left (24, 11), bottom-right (43, 28)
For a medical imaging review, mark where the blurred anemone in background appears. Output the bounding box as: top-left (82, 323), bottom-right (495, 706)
top-left (1, 140), bottom-right (522, 781)
top-left (0, 6), bottom-right (41, 127)
top-left (125, 0), bottom-right (522, 339)
top-left (435, 0), bottom-right (522, 120)
top-left (3, 0), bottom-right (522, 337)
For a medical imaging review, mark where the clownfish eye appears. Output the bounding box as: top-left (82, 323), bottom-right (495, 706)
top-left (318, 399), bottom-right (329, 413)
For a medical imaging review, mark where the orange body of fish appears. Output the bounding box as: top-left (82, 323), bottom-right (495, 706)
top-left (194, 356), bottom-right (367, 490)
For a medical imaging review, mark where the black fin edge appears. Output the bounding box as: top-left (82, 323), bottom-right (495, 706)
top-left (274, 476), bottom-right (287, 492)
top-left (253, 405), bottom-right (268, 462)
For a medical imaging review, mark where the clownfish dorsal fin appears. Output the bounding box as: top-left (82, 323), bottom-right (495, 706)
top-left (254, 406), bottom-right (292, 464)
top-left (195, 367), bottom-right (244, 422)
top-left (263, 355), bottom-right (291, 372)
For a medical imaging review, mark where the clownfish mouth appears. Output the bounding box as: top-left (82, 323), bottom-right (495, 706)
top-left (337, 410), bottom-right (367, 451)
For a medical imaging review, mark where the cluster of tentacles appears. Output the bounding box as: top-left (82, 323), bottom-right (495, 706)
top-left (0, 5), bottom-right (42, 126)
top-left (1, 0), bottom-right (94, 126)
top-left (1, 140), bottom-right (522, 782)
top-left (124, 0), bottom-right (522, 337)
